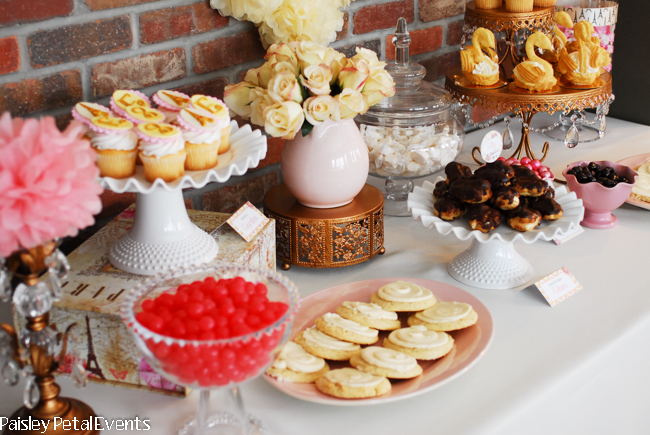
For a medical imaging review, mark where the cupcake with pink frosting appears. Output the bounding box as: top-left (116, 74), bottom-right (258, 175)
top-left (86, 115), bottom-right (138, 178)
top-left (153, 90), bottom-right (191, 124)
top-left (190, 95), bottom-right (232, 154)
top-left (136, 122), bottom-right (186, 182)
top-left (177, 107), bottom-right (222, 170)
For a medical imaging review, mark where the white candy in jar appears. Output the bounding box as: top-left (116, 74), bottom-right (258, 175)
top-left (361, 124), bottom-right (462, 177)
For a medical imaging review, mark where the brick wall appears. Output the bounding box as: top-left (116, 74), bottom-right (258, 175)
top-left (0, 0), bottom-right (475, 221)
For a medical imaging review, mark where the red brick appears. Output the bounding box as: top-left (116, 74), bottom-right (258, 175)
top-left (28, 16), bottom-right (132, 68)
top-left (184, 197), bottom-right (194, 209)
top-left (254, 137), bottom-right (284, 170)
top-left (0, 37), bottom-right (20, 75)
top-left (0, 0), bottom-right (72, 27)
top-left (447, 20), bottom-right (464, 46)
top-left (172, 77), bottom-right (228, 100)
top-left (140, 2), bottom-right (228, 45)
top-left (91, 48), bottom-right (186, 98)
top-left (202, 172), bottom-right (278, 213)
top-left (419, 0), bottom-right (466, 22)
top-left (336, 12), bottom-right (349, 41)
top-left (421, 51), bottom-right (460, 82)
top-left (98, 191), bottom-right (136, 219)
top-left (85, 0), bottom-right (159, 12)
top-left (0, 70), bottom-right (82, 117)
top-left (386, 26), bottom-right (443, 61)
top-left (192, 30), bottom-right (265, 75)
top-left (353, 0), bottom-right (414, 35)
top-left (472, 106), bottom-right (500, 124)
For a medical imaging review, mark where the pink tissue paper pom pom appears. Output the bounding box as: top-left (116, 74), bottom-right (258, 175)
top-left (0, 112), bottom-right (104, 257)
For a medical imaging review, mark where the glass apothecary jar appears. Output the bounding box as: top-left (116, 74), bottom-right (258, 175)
top-left (356, 18), bottom-right (464, 216)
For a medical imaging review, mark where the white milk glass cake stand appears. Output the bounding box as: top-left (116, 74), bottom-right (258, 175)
top-left (100, 121), bottom-right (267, 276)
top-left (407, 178), bottom-right (584, 289)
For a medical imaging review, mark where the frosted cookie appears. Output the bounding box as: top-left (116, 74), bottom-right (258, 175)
top-left (383, 325), bottom-right (454, 361)
top-left (350, 346), bottom-right (422, 379)
top-left (408, 301), bottom-right (478, 332)
top-left (110, 89), bottom-right (151, 118)
top-left (315, 313), bottom-right (378, 345)
top-left (315, 368), bottom-right (391, 399)
top-left (336, 301), bottom-right (401, 331)
top-left (266, 341), bottom-right (330, 383)
top-left (190, 95), bottom-right (231, 154)
top-left (370, 281), bottom-right (436, 312)
top-left (153, 90), bottom-right (191, 124)
top-left (294, 327), bottom-right (360, 361)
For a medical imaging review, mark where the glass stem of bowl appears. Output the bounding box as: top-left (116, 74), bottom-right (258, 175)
top-left (385, 178), bottom-right (414, 201)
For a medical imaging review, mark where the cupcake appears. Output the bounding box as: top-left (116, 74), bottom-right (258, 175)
top-left (71, 102), bottom-right (113, 138)
top-left (533, 0), bottom-right (555, 5)
top-left (87, 115), bottom-right (138, 179)
top-left (136, 123), bottom-right (186, 182)
top-left (110, 90), bottom-right (151, 118)
top-left (123, 105), bottom-right (165, 125)
top-left (190, 95), bottom-right (231, 154)
top-left (177, 107), bottom-right (222, 171)
top-left (153, 90), bottom-right (191, 124)
top-left (475, 0), bottom-right (502, 9)
top-left (505, 0), bottom-right (534, 12)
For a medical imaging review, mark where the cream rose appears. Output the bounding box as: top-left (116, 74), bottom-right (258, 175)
top-left (267, 71), bottom-right (303, 104)
top-left (352, 47), bottom-right (387, 72)
top-left (258, 4), bottom-right (303, 48)
top-left (250, 91), bottom-right (275, 127)
top-left (223, 81), bottom-right (259, 118)
top-left (256, 62), bottom-right (274, 88)
top-left (300, 64), bottom-right (332, 96)
top-left (338, 57), bottom-right (370, 91)
top-left (324, 48), bottom-right (347, 85)
top-left (244, 68), bottom-right (260, 86)
top-left (337, 88), bottom-right (366, 119)
top-left (303, 95), bottom-right (340, 125)
top-left (210, 0), bottom-right (282, 23)
top-left (362, 69), bottom-right (396, 106)
top-left (271, 59), bottom-right (299, 77)
top-left (265, 43), bottom-right (298, 68)
top-left (295, 40), bottom-right (327, 71)
top-left (263, 101), bottom-right (305, 139)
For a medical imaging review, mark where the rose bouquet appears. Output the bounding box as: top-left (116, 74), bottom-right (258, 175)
top-left (211, 0), bottom-right (355, 48)
top-left (224, 41), bottom-right (396, 140)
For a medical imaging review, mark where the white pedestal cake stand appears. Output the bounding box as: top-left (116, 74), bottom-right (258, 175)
top-left (407, 179), bottom-right (584, 289)
top-left (100, 121), bottom-right (267, 276)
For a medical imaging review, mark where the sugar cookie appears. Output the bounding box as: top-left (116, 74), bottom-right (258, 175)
top-left (266, 341), bottom-right (330, 383)
top-left (383, 325), bottom-right (454, 360)
top-left (336, 301), bottom-right (401, 331)
top-left (315, 313), bottom-right (378, 345)
top-left (370, 281), bottom-right (436, 312)
top-left (315, 368), bottom-right (391, 399)
top-left (295, 327), bottom-right (360, 361)
top-left (408, 301), bottom-right (478, 332)
top-left (350, 346), bottom-right (422, 379)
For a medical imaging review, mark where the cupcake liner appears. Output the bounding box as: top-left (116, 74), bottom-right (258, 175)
top-left (176, 108), bottom-right (220, 133)
top-left (475, 0), bottom-right (502, 8)
top-left (95, 148), bottom-right (138, 179)
top-left (533, 0), bottom-right (555, 5)
top-left (218, 125), bottom-right (231, 155)
top-left (184, 142), bottom-right (219, 171)
top-left (72, 103), bottom-right (112, 127)
top-left (153, 90), bottom-right (191, 111)
top-left (135, 123), bottom-right (181, 143)
top-left (140, 150), bottom-right (186, 183)
top-left (505, 0), bottom-right (534, 12)
top-left (110, 89), bottom-right (151, 117)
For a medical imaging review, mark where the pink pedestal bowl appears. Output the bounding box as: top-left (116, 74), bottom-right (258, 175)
top-left (563, 160), bottom-right (638, 229)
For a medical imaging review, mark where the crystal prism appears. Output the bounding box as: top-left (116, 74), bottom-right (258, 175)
top-left (598, 116), bottom-right (607, 138)
top-left (48, 271), bottom-right (63, 301)
top-left (21, 328), bottom-right (57, 356)
top-left (0, 263), bottom-right (11, 303)
top-left (22, 363), bottom-right (33, 378)
top-left (2, 359), bottom-right (20, 386)
top-left (72, 361), bottom-right (87, 388)
top-left (13, 282), bottom-right (53, 318)
top-left (45, 249), bottom-right (70, 281)
top-left (565, 124), bottom-right (579, 148)
top-left (24, 377), bottom-right (40, 409)
top-left (502, 121), bottom-right (514, 150)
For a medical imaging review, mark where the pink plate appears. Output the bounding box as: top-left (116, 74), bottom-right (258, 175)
top-left (617, 153), bottom-right (650, 211)
top-left (263, 278), bottom-right (494, 406)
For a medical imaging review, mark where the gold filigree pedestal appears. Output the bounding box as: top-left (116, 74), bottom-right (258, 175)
top-left (263, 184), bottom-right (385, 270)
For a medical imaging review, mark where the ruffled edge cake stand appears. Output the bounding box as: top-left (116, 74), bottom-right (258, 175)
top-left (407, 178), bottom-right (584, 289)
top-left (100, 121), bottom-right (267, 276)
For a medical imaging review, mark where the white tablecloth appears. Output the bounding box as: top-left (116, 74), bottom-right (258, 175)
top-left (2, 114), bottom-right (649, 434)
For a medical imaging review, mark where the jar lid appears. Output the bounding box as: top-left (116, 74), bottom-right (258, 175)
top-left (357, 18), bottom-right (453, 127)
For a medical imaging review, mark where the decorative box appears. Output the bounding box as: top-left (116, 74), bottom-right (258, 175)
top-left (15, 206), bottom-right (275, 396)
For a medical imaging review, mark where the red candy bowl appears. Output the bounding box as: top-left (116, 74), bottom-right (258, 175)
top-left (122, 263), bottom-right (300, 435)
top-left (563, 160), bottom-right (638, 229)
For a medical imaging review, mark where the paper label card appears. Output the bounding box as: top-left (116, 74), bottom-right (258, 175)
top-left (535, 267), bottom-right (583, 307)
top-left (553, 225), bottom-right (584, 245)
top-left (480, 130), bottom-right (503, 163)
top-left (226, 202), bottom-right (270, 242)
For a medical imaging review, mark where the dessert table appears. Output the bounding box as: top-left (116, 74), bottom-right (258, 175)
top-left (2, 114), bottom-right (649, 435)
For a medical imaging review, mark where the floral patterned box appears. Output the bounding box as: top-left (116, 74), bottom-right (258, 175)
top-left (15, 206), bottom-right (275, 396)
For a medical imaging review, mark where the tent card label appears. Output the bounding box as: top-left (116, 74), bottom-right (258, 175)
top-left (535, 267), bottom-right (583, 307)
top-left (480, 130), bottom-right (503, 163)
top-left (227, 202), bottom-right (270, 242)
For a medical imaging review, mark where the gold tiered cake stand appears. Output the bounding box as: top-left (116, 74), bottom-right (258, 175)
top-left (448, 2), bottom-right (614, 164)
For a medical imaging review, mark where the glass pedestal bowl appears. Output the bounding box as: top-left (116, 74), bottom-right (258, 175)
top-left (121, 264), bottom-right (300, 434)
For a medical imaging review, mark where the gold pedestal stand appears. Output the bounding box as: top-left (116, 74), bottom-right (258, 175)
top-left (452, 2), bottom-right (614, 164)
top-left (2, 243), bottom-right (98, 435)
top-left (263, 184), bottom-right (385, 270)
